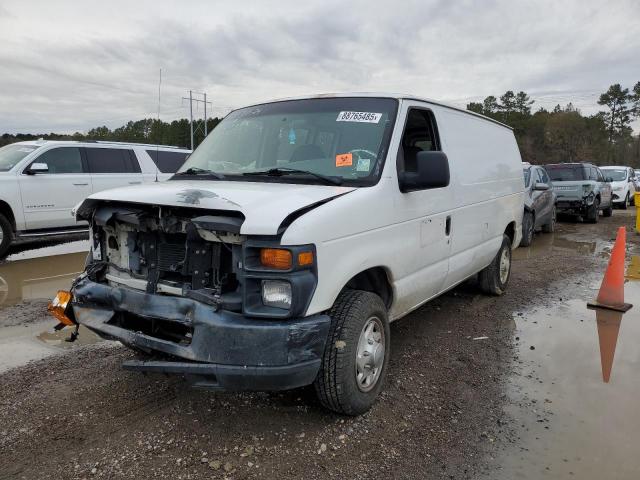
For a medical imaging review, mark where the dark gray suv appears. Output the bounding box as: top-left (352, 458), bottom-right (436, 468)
top-left (521, 164), bottom-right (556, 247)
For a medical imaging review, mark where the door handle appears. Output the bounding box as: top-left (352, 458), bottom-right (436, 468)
top-left (445, 216), bottom-right (452, 236)
top-left (73, 183), bottom-right (88, 186)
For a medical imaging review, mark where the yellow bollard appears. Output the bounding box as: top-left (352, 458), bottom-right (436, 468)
top-left (636, 192), bottom-right (640, 233)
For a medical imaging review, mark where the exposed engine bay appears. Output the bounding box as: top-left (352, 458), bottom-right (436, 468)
top-left (87, 203), bottom-right (246, 311)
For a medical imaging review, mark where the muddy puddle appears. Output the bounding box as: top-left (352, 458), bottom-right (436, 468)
top-left (494, 267), bottom-right (640, 479)
top-left (0, 246), bottom-right (87, 308)
top-left (0, 321), bottom-right (102, 373)
top-left (514, 229), bottom-right (611, 260)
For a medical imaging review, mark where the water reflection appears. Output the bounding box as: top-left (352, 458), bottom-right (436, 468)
top-left (513, 231), bottom-right (605, 260)
top-left (0, 251), bottom-right (86, 307)
top-left (594, 308), bottom-right (623, 383)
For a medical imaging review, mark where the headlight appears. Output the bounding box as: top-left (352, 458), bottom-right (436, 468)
top-left (262, 280), bottom-right (292, 309)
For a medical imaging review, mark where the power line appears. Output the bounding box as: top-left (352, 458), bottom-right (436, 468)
top-left (181, 90), bottom-right (212, 150)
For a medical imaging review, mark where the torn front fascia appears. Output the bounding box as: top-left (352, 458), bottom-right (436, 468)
top-left (87, 204), bottom-right (243, 310)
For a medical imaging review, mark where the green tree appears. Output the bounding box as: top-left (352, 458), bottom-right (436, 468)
top-left (598, 83), bottom-right (631, 143)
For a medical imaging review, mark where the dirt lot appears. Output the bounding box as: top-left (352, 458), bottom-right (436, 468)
top-left (0, 212), bottom-right (635, 480)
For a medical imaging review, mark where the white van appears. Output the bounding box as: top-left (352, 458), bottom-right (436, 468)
top-left (0, 140), bottom-right (191, 256)
top-left (59, 94), bottom-right (524, 415)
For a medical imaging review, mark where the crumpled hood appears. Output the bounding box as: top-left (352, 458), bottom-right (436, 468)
top-left (77, 180), bottom-right (356, 235)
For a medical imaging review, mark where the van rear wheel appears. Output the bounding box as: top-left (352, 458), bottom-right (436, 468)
top-left (479, 234), bottom-right (512, 296)
top-left (0, 213), bottom-right (13, 259)
top-left (314, 290), bottom-right (390, 416)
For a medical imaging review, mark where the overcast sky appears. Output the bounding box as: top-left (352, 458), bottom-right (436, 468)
top-left (0, 0), bottom-right (638, 134)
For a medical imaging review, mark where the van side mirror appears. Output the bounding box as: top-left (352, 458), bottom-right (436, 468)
top-left (399, 151), bottom-right (450, 192)
top-left (27, 162), bottom-right (49, 174)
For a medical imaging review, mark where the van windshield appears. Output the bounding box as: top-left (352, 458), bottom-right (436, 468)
top-left (0, 144), bottom-right (40, 172)
top-left (545, 165), bottom-right (586, 181)
top-left (175, 97), bottom-right (398, 186)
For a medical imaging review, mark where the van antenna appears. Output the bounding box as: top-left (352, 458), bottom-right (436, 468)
top-left (154, 68), bottom-right (162, 182)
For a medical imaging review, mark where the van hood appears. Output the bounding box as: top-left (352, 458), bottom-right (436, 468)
top-left (77, 180), bottom-right (356, 235)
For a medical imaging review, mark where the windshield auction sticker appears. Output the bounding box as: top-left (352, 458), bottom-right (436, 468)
top-left (336, 153), bottom-right (353, 167)
top-left (336, 111), bottom-right (382, 123)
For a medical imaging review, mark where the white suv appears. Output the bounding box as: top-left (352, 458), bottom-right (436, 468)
top-left (0, 140), bottom-right (191, 257)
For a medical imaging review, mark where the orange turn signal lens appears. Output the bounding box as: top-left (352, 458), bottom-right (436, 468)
top-left (297, 251), bottom-right (314, 266)
top-left (260, 248), bottom-right (293, 270)
top-left (47, 290), bottom-right (76, 326)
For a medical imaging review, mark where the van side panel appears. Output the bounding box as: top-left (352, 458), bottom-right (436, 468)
top-left (433, 106), bottom-right (524, 288)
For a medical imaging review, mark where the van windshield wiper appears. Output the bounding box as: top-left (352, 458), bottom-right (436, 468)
top-left (174, 167), bottom-right (225, 179)
top-left (242, 168), bottom-right (343, 185)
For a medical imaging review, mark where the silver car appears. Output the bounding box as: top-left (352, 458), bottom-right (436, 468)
top-left (521, 164), bottom-right (556, 247)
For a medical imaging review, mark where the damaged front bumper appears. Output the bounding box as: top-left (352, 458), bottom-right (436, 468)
top-left (71, 277), bottom-right (331, 391)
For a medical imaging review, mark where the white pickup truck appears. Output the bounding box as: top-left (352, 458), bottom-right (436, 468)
top-left (57, 93), bottom-right (524, 415)
top-left (0, 140), bottom-right (191, 256)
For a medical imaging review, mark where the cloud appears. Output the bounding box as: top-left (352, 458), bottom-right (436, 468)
top-left (0, 0), bottom-right (638, 133)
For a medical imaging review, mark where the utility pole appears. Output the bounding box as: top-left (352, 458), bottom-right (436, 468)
top-left (182, 90), bottom-right (212, 150)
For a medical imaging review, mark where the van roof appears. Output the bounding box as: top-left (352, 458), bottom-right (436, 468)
top-left (241, 92), bottom-right (513, 131)
top-left (9, 139), bottom-right (190, 151)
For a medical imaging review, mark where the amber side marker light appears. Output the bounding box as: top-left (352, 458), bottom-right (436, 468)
top-left (260, 248), bottom-right (293, 270)
top-left (47, 290), bottom-right (76, 326)
top-left (297, 251), bottom-right (314, 266)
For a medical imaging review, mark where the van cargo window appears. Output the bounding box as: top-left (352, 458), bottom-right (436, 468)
top-left (398, 108), bottom-right (440, 174)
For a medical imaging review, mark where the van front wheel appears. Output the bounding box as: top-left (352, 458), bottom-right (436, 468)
top-left (479, 234), bottom-right (512, 296)
top-left (314, 290), bottom-right (390, 416)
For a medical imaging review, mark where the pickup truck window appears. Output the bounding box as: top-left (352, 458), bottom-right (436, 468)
top-left (0, 144), bottom-right (40, 172)
top-left (31, 147), bottom-right (84, 174)
top-left (176, 97), bottom-right (398, 186)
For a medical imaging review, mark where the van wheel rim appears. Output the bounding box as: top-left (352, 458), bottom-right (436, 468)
top-left (355, 316), bottom-right (385, 392)
top-left (499, 248), bottom-right (510, 284)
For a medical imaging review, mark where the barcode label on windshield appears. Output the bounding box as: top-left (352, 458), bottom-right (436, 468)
top-left (336, 111), bottom-right (382, 123)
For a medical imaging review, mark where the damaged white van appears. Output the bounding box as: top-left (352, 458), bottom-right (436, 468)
top-left (55, 94), bottom-right (524, 415)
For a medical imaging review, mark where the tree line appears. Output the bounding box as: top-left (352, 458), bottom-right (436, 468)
top-left (0, 117), bottom-right (222, 150)
top-left (2, 82), bottom-right (639, 167)
top-left (466, 82), bottom-right (640, 166)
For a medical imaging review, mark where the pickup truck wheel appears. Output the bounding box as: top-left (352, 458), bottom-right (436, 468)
top-left (621, 193), bottom-right (629, 210)
top-left (520, 212), bottom-right (534, 247)
top-left (314, 289), bottom-right (390, 416)
top-left (479, 234), bottom-right (512, 296)
top-left (0, 214), bottom-right (13, 258)
top-left (541, 206), bottom-right (556, 233)
top-left (586, 199), bottom-right (599, 223)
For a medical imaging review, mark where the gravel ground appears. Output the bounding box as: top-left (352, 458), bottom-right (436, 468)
top-left (0, 213), bottom-right (632, 480)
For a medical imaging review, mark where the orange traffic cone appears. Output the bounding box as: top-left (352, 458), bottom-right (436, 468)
top-left (595, 308), bottom-right (623, 383)
top-left (587, 226), bottom-right (633, 312)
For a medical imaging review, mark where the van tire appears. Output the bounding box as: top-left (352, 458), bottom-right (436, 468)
top-left (586, 199), bottom-right (599, 223)
top-left (0, 213), bottom-right (13, 258)
top-left (479, 234), bottom-right (512, 296)
top-left (314, 289), bottom-right (390, 416)
top-left (520, 212), bottom-right (534, 247)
